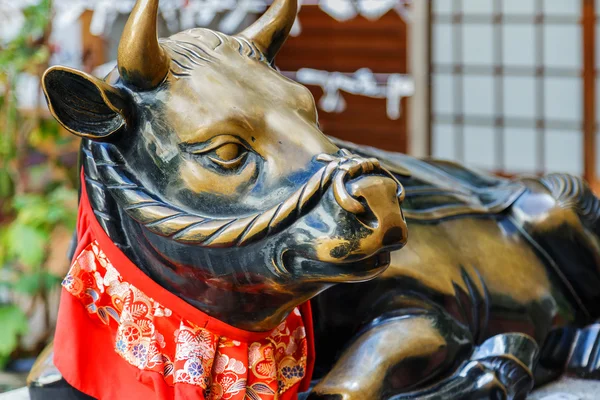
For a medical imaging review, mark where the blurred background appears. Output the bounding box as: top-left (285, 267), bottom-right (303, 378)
top-left (0, 0), bottom-right (594, 392)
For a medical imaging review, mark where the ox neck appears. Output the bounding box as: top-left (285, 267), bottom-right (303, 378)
top-left (119, 215), bottom-right (320, 331)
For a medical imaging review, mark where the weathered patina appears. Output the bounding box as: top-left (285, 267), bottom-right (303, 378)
top-left (29, 0), bottom-right (600, 399)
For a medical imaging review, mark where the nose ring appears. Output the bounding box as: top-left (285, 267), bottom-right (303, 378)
top-left (317, 152), bottom-right (404, 214)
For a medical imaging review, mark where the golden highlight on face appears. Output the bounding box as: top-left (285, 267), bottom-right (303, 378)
top-left (150, 31), bottom-right (337, 201)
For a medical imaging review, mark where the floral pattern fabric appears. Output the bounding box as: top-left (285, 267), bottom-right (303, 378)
top-left (62, 240), bottom-right (308, 400)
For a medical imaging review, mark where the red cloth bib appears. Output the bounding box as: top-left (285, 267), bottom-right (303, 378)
top-left (54, 175), bottom-right (314, 400)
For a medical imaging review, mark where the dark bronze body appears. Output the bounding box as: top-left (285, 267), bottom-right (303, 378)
top-left (306, 139), bottom-right (600, 399)
top-left (28, 0), bottom-right (600, 398)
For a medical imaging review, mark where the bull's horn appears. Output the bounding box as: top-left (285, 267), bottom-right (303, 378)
top-left (117, 0), bottom-right (170, 90)
top-left (239, 0), bottom-right (297, 62)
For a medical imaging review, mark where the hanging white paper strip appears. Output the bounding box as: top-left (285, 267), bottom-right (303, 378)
top-left (50, 0), bottom-right (268, 36)
top-left (319, 0), bottom-right (357, 21)
top-left (296, 68), bottom-right (414, 120)
top-left (319, 0), bottom-right (411, 23)
top-left (358, 0), bottom-right (402, 21)
top-left (30, 0), bottom-right (410, 39)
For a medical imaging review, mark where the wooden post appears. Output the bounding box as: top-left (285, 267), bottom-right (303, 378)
top-left (426, 1), bottom-right (433, 157)
top-left (408, 0), bottom-right (430, 158)
top-left (80, 10), bottom-right (106, 74)
top-left (583, 0), bottom-right (596, 186)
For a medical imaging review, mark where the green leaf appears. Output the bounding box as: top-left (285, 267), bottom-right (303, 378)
top-left (0, 305), bottom-right (28, 369)
top-left (12, 193), bottom-right (58, 228)
top-left (13, 270), bottom-right (61, 295)
top-left (44, 272), bottom-right (62, 290)
top-left (12, 193), bottom-right (44, 211)
top-left (0, 169), bottom-right (13, 198)
top-left (0, 225), bottom-right (9, 267)
top-left (6, 223), bottom-right (48, 268)
top-left (12, 273), bottom-right (40, 294)
top-left (48, 187), bottom-right (78, 227)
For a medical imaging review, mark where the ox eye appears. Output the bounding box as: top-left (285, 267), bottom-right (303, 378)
top-left (180, 135), bottom-right (251, 171)
top-left (207, 143), bottom-right (247, 169)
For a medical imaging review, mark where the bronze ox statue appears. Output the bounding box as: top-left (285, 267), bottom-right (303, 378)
top-left (28, 0), bottom-right (600, 399)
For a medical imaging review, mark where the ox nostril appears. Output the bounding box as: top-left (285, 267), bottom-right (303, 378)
top-left (382, 226), bottom-right (405, 247)
top-left (352, 196), bottom-right (379, 229)
top-left (345, 175), bottom-right (403, 227)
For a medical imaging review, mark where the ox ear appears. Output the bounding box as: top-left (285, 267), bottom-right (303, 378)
top-left (42, 66), bottom-right (129, 140)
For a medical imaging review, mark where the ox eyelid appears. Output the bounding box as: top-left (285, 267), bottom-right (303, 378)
top-left (180, 134), bottom-right (247, 155)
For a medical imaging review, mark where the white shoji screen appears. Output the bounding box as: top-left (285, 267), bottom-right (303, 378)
top-left (431, 0), bottom-right (583, 176)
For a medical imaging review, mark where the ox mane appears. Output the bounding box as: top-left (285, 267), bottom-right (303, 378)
top-left (160, 29), bottom-right (268, 78)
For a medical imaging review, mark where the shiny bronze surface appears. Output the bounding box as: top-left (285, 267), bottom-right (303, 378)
top-left (117, 0), bottom-right (169, 90)
top-left (305, 140), bottom-right (600, 399)
top-left (240, 0), bottom-right (297, 62)
top-left (40, 0), bottom-right (407, 332)
top-left (31, 0), bottom-right (600, 399)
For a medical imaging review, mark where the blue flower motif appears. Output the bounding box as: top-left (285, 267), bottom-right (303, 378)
top-left (132, 344), bottom-right (147, 360)
top-left (292, 365), bottom-right (304, 378)
top-left (62, 275), bottom-right (74, 286)
top-left (116, 339), bottom-right (127, 353)
top-left (187, 360), bottom-right (204, 377)
top-left (281, 365), bottom-right (305, 380)
top-left (281, 366), bottom-right (294, 379)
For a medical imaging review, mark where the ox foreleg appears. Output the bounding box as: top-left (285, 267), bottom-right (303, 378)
top-left (307, 310), bottom-right (470, 399)
top-left (307, 311), bottom-right (537, 400)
